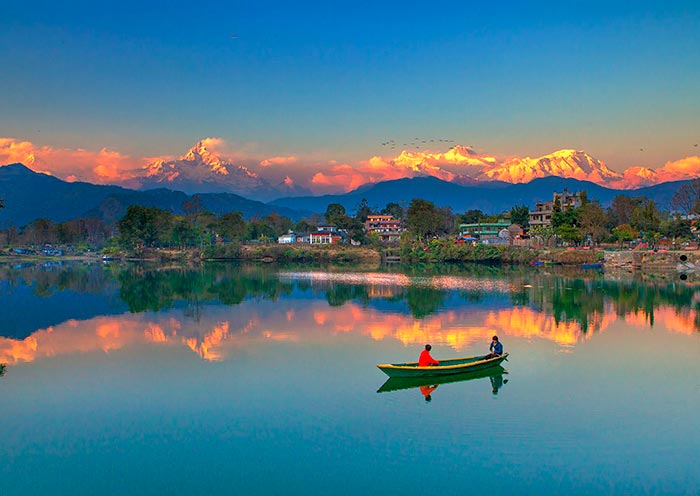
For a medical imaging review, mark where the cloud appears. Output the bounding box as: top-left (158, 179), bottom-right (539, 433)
top-left (310, 147), bottom-right (497, 192)
top-left (259, 156), bottom-right (298, 167)
top-left (0, 137), bottom-right (146, 183)
top-left (657, 156), bottom-right (700, 180)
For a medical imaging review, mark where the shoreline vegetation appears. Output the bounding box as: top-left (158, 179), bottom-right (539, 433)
top-left (1, 243), bottom-right (695, 270)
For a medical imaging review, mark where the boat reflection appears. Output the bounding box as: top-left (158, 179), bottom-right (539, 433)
top-left (377, 365), bottom-right (508, 400)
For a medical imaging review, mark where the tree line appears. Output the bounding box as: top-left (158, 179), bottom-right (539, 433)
top-left (0, 180), bottom-right (699, 252)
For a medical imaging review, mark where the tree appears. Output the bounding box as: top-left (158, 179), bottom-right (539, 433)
top-left (662, 217), bottom-right (692, 241)
top-left (117, 205), bottom-right (173, 248)
top-left (578, 201), bottom-right (608, 244)
top-left (217, 211), bottom-right (246, 242)
top-left (264, 213), bottom-right (293, 237)
top-left (612, 224), bottom-right (638, 246)
top-left (551, 196), bottom-right (563, 228)
top-left (406, 199), bottom-right (441, 241)
top-left (530, 225), bottom-right (555, 247)
top-left (509, 205), bottom-right (529, 228)
top-left (247, 217), bottom-right (276, 241)
top-left (381, 202), bottom-right (404, 221)
top-left (632, 199), bottom-right (660, 234)
top-left (457, 209), bottom-right (485, 225)
top-left (325, 203), bottom-right (346, 225)
top-left (293, 219), bottom-right (315, 233)
top-left (608, 195), bottom-right (641, 227)
top-left (354, 198), bottom-right (373, 223)
top-left (557, 224), bottom-right (582, 245)
top-left (670, 179), bottom-right (700, 215)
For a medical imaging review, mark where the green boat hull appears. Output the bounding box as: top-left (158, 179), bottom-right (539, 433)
top-left (377, 365), bottom-right (506, 393)
top-left (377, 353), bottom-right (508, 378)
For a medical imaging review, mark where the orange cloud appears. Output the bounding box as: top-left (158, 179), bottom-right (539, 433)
top-left (0, 137), bottom-right (145, 183)
top-left (310, 147), bottom-right (496, 193)
top-left (260, 156), bottom-right (298, 167)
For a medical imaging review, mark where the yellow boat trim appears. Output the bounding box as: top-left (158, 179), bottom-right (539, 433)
top-left (377, 353), bottom-right (508, 370)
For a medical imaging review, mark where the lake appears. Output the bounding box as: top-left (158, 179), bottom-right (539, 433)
top-left (1, 261), bottom-right (699, 495)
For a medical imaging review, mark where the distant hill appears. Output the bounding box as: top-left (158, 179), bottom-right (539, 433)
top-left (0, 163), bottom-right (310, 226)
top-left (270, 175), bottom-right (688, 214)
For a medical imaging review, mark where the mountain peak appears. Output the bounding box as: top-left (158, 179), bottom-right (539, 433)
top-left (181, 139), bottom-right (225, 169)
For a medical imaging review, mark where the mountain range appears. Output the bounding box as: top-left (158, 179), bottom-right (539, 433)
top-left (0, 161), bottom-right (688, 228)
top-left (0, 163), bottom-right (310, 227)
top-left (133, 141), bottom-right (700, 199)
top-left (271, 175), bottom-right (687, 215)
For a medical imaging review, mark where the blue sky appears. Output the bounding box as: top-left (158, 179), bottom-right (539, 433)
top-left (1, 0), bottom-right (699, 170)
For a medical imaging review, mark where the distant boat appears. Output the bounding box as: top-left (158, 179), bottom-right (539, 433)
top-left (377, 353), bottom-right (508, 378)
top-left (102, 255), bottom-right (120, 262)
top-left (580, 263), bottom-right (602, 269)
top-left (377, 364), bottom-right (506, 393)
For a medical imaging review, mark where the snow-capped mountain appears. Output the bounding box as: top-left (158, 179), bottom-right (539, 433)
top-left (140, 141), bottom-right (279, 200)
top-left (481, 149), bottom-right (623, 184)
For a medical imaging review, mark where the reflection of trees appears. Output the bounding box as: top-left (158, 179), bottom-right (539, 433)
top-left (2, 262), bottom-right (699, 331)
top-left (406, 286), bottom-right (446, 318)
top-left (523, 274), bottom-right (700, 333)
top-left (326, 284), bottom-right (369, 307)
top-left (0, 262), bottom-right (116, 298)
top-left (118, 264), bottom-right (296, 314)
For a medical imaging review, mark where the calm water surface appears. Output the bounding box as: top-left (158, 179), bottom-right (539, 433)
top-left (1, 262), bottom-right (699, 495)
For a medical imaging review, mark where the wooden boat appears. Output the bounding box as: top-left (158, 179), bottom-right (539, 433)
top-left (377, 353), bottom-right (508, 378)
top-left (377, 365), bottom-right (506, 393)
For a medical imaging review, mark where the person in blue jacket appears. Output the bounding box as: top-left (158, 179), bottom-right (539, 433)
top-left (486, 335), bottom-right (503, 358)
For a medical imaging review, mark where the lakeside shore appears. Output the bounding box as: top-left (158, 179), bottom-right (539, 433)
top-left (2, 244), bottom-right (697, 270)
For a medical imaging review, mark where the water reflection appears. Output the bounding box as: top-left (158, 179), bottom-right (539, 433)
top-left (377, 365), bottom-right (509, 401)
top-left (0, 262), bottom-right (699, 366)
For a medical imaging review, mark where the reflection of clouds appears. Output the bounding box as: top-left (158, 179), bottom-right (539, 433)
top-left (0, 302), bottom-right (697, 365)
top-left (624, 307), bottom-right (699, 336)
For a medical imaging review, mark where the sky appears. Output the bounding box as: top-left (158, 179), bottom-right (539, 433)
top-left (1, 0), bottom-right (699, 190)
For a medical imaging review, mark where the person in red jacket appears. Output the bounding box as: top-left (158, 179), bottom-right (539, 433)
top-left (419, 344), bottom-right (439, 366)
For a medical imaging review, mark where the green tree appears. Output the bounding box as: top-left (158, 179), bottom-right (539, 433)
top-left (325, 203), bottom-right (347, 225)
top-left (381, 202), bottom-right (405, 221)
top-left (457, 209), bottom-right (485, 225)
top-left (578, 201), bottom-right (608, 244)
top-left (551, 196), bottom-right (563, 228)
top-left (632, 199), bottom-right (660, 234)
top-left (509, 205), bottom-right (530, 228)
top-left (293, 219), bottom-right (315, 233)
top-left (406, 199), bottom-right (441, 241)
top-left (557, 224), bottom-right (582, 245)
top-left (612, 224), bottom-right (638, 246)
top-left (117, 205), bottom-right (173, 248)
top-left (217, 211), bottom-right (246, 242)
top-left (662, 217), bottom-right (692, 241)
top-left (530, 225), bottom-right (555, 246)
top-left (354, 198), bottom-right (373, 223)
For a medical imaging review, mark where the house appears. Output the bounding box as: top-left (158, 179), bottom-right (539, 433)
top-left (309, 231), bottom-right (342, 244)
top-left (530, 189), bottom-right (583, 228)
top-left (459, 221), bottom-right (510, 240)
top-left (364, 214), bottom-right (403, 243)
top-left (278, 231), bottom-right (296, 244)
